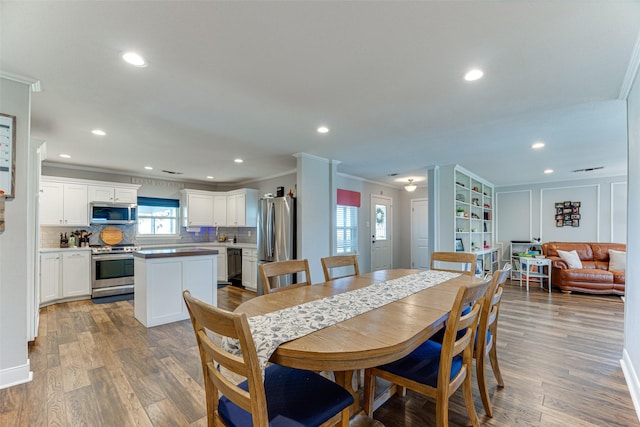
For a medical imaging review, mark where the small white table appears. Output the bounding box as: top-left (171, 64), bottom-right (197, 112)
top-left (519, 257), bottom-right (552, 293)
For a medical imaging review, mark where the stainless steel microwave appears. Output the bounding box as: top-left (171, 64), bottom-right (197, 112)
top-left (90, 203), bottom-right (137, 225)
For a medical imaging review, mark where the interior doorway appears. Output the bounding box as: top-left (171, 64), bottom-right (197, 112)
top-left (411, 198), bottom-right (429, 269)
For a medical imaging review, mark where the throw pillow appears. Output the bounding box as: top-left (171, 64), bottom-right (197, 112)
top-left (557, 249), bottom-right (583, 269)
top-left (609, 249), bottom-right (626, 271)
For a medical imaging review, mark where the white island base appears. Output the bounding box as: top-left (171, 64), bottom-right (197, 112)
top-left (134, 248), bottom-right (218, 327)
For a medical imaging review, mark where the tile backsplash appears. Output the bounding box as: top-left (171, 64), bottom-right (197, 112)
top-left (40, 225), bottom-right (257, 248)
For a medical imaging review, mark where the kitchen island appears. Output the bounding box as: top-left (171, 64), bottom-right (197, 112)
top-left (133, 247), bottom-right (218, 327)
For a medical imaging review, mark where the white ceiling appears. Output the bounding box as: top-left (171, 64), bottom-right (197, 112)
top-left (2, 1), bottom-right (639, 188)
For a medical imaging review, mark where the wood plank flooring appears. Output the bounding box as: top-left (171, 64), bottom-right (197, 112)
top-left (0, 282), bottom-right (638, 426)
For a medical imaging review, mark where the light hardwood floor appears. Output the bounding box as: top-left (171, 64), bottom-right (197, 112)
top-left (0, 282), bottom-right (638, 426)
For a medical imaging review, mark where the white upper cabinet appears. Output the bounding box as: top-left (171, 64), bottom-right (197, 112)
top-left (213, 195), bottom-right (227, 226)
top-left (40, 180), bottom-right (89, 226)
top-left (181, 190), bottom-right (214, 227)
top-left (88, 185), bottom-right (138, 203)
top-left (227, 189), bottom-right (258, 227)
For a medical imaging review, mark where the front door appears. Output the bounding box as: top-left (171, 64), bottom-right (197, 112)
top-left (411, 198), bottom-right (429, 269)
top-left (371, 195), bottom-right (392, 271)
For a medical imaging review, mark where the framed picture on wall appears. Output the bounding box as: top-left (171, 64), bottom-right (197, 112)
top-left (0, 113), bottom-right (16, 198)
top-left (455, 238), bottom-right (464, 252)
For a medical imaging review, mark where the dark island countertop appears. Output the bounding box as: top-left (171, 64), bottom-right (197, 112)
top-left (133, 247), bottom-right (219, 259)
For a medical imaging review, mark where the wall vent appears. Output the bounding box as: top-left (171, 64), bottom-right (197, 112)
top-left (572, 166), bottom-right (604, 173)
top-left (161, 169), bottom-right (184, 175)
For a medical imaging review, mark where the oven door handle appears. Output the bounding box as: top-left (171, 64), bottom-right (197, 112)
top-left (92, 253), bottom-right (134, 261)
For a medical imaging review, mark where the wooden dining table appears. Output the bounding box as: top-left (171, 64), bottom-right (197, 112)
top-left (234, 268), bottom-right (484, 414)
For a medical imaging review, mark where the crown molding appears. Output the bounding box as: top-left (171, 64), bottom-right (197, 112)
top-left (0, 71), bottom-right (41, 92)
top-left (619, 28), bottom-right (640, 100)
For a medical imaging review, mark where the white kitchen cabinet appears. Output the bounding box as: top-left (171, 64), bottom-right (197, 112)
top-left (227, 189), bottom-right (258, 227)
top-left (40, 180), bottom-right (89, 226)
top-left (40, 252), bottom-right (61, 303)
top-left (181, 190), bottom-right (214, 227)
top-left (61, 251), bottom-right (91, 297)
top-left (216, 246), bottom-right (228, 282)
top-left (242, 248), bottom-right (257, 291)
top-left (134, 253), bottom-right (217, 327)
top-left (40, 250), bottom-right (91, 305)
top-left (88, 185), bottom-right (137, 203)
top-left (213, 194), bottom-right (227, 226)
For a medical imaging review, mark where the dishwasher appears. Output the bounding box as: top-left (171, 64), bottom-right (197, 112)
top-left (227, 248), bottom-right (243, 287)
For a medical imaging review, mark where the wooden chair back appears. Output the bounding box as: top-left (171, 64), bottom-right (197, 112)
top-left (259, 259), bottom-right (312, 294)
top-left (182, 290), bottom-right (267, 426)
top-left (430, 251), bottom-right (477, 276)
top-left (321, 255), bottom-right (360, 281)
top-left (475, 263), bottom-right (511, 416)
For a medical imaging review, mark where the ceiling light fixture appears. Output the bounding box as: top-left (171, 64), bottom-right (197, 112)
top-left (122, 51), bottom-right (147, 67)
top-left (144, 166), bottom-right (153, 170)
top-left (531, 142), bottom-right (545, 149)
top-left (92, 129), bottom-right (106, 136)
top-left (206, 176), bottom-right (214, 179)
top-left (464, 68), bottom-right (484, 81)
top-left (317, 126), bottom-right (330, 134)
top-left (59, 154), bottom-right (71, 159)
top-left (544, 169), bottom-right (554, 174)
top-left (234, 158), bottom-right (243, 164)
top-left (404, 178), bottom-right (417, 192)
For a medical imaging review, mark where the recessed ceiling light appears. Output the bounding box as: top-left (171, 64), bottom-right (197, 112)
top-left (234, 158), bottom-right (243, 164)
top-left (59, 154), bottom-right (71, 159)
top-left (464, 69), bottom-right (484, 81)
top-left (206, 176), bottom-right (214, 179)
top-left (122, 51), bottom-right (147, 67)
top-left (317, 126), bottom-right (330, 134)
top-left (544, 169), bottom-right (554, 174)
top-left (91, 129), bottom-right (106, 136)
top-left (531, 142), bottom-right (545, 149)
top-left (144, 166), bottom-right (153, 170)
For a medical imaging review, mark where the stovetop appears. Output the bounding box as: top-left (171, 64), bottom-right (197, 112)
top-left (91, 244), bottom-right (140, 254)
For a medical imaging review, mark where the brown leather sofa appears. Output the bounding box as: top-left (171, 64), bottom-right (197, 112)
top-left (542, 242), bottom-right (626, 295)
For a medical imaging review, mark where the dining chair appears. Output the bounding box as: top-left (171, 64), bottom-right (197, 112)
top-left (362, 276), bottom-right (492, 427)
top-left (260, 259), bottom-right (311, 294)
top-left (475, 263), bottom-right (512, 417)
top-left (430, 251), bottom-right (477, 276)
top-left (320, 255), bottom-right (360, 281)
top-left (183, 290), bottom-right (353, 427)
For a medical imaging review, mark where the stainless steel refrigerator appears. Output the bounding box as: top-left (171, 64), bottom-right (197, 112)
top-left (257, 196), bottom-right (296, 294)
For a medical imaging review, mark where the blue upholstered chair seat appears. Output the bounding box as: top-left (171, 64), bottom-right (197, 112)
top-left (376, 340), bottom-right (463, 387)
top-left (218, 364), bottom-right (354, 427)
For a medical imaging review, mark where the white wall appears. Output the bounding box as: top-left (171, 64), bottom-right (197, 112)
top-left (0, 77), bottom-right (32, 388)
top-left (496, 176), bottom-right (627, 250)
top-left (623, 66), bottom-right (640, 420)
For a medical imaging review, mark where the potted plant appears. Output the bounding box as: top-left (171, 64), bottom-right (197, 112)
top-left (456, 207), bottom-right (465, 217)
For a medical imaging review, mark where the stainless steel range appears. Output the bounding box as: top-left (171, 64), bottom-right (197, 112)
top-left (91, 244), bottom-right (140, 298)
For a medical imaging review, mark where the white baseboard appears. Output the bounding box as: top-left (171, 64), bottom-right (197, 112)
top-left (0, 359), bottom-right (32, 390)
top-left (621, 349), bottom-right (640, 423)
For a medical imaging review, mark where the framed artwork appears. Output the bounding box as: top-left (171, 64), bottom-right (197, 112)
top-left (556, 201), bottom-right (580, 227)
top-left (0, 114), bottom-right (16, 198)
top-left (455, 238), bottom-right (464, 252)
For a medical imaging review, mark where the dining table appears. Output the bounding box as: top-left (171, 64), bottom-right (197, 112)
top-left (233, 268), bottom-right (485, 416)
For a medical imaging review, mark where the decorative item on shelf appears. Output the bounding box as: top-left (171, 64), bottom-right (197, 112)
top-left (484, 241), bottom-right (489, 249)
top-left (483, 203), bottom-right (490, 209)
top-left (455, 238), bottom-right (464, 251)
top-left (472, 197), bottom-right (480, 206)
top-left (456, 193), bottom-right (466, 202)
top-left (464, 212), bottom-right (469, 218)
top-left (456, 181), bottom-right (465, 187)
top-left (287, 188), bottom-right (294, 198)
top-left (0, 194), bottom-right (4, 232)
top-left (456, 227), bottom-right (464, 232)
top-left (471, 227), bottom-right (477, 232)
top-left (483, 211), bottom-right (491, 220)
top-left (471, 212), bottom-right (479, 219)
top-left (472, 186), bottom-right (480, 192)
top-left (456, 208), bottom-right (465, 217)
